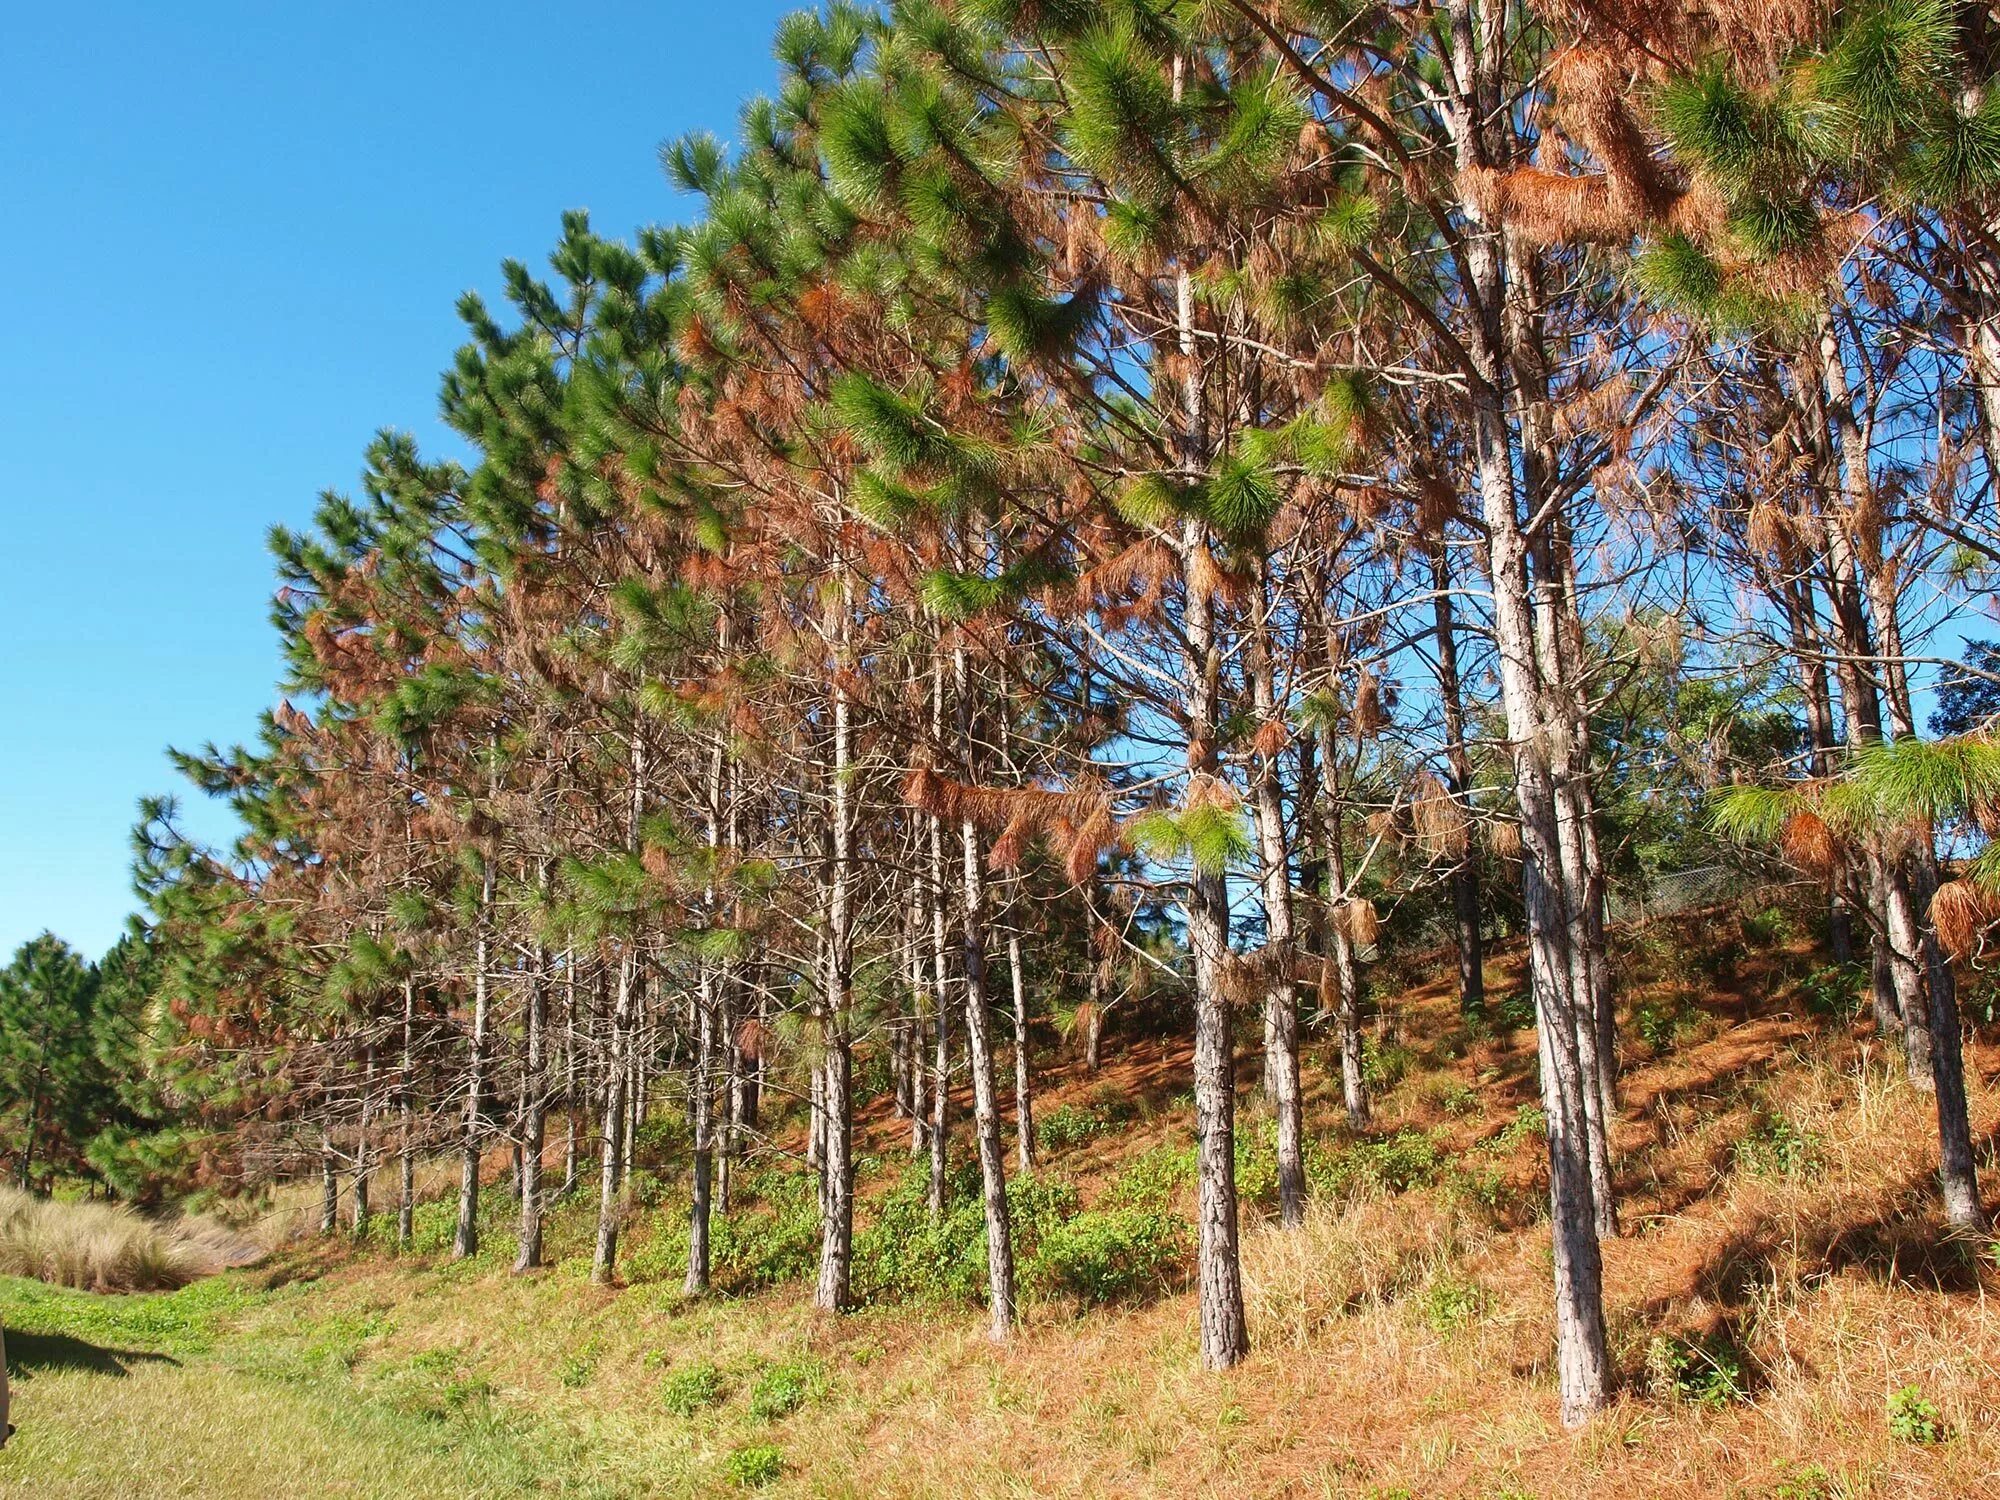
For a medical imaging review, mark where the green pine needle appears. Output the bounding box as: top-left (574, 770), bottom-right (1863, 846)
top-left (985, 280), bottom-right (1094, 364)
top-left (1631, 233), bottom-right (1724, 317)
top-left (1199, 455), bottom-right (1284, 543)
top-left (1815, 0), bottom-right (1953, 149)
top-left (1318, 192), bottom-right (1382, 254)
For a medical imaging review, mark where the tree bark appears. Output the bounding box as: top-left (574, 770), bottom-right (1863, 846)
top-left (515, 940), bottom-right (548, 1274)
top-left (1431, 545), bottom-right (1485, 1014)
top-left (593, 734), bottom-right (647, 1285)
top-left (815, 571), bottom-right (856, 1314)
top-left (1317, 726), bottom-right (1368, 1125)
top-left (398, 979), bottom-right (415, 1246)
top-left (592, 951), bottom-right (634, 1284)
top-left (319, 1126), bottom-right (339, 1236)
top-left (1442, 12), bottom-right (1610, 1408)
top-left (352, 1044), bottom-right (374, 1237)
top-left (454, 858), bottom-right (495, 1261)
top-left (1250, 597), bottom-right (1304, 1227)
top-left (1009, 928), bottom-right (1035, 1176)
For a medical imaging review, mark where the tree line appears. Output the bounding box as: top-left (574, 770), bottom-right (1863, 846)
top-left (86, 0), bottom-right (2000, 1428)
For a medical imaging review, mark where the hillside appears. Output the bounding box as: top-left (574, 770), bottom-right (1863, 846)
top-left (1, 900), bottom-right (1996, 1499)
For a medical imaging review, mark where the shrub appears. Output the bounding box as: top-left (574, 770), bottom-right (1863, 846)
top-left (1234, 1119), bottom-right (1281, 1211)
top-left (1734, 1112), bottom-right (1820, 1180)
top-left (1420, 1272), bottom-right (1486, 1334)
top-left (1490, 1104), bottom-right (1546, 1151)
top-left (749, 1358), bottom-right (822, 1421)
top-left (1106, 1142), bottom-right (1190, 1210)
top-left (1360, 1036), bottom-right (1416, 1093)
top-left (1433, 1080), bottom-right (1480, 1117)
top-left (711, 1171), bottom-right (820, 1290)
top-left (1887, 1384), bottom-right (1945, 1444)
top-left (1646, 1331), bottom-right (1748, 1408)
top-left (1085, 1081), bottom-right (1140, 1124)
top-left (662, 1359), bottom-right (725, 1416)
top-left (1772, 1462), bottom-right (1834, 1500)
top-left (1036, 1102), bottom-right (1103, 1151)
top-left (1493, 988), bottom-right (1536, 1029)
top-left (0, 1185), bottom-right (203, 1292)
top-left (1635, 998), bottom-right (1698, 1052)
top-left (856, 1190), bottom-right (986, 1305)
top-left (1027, 1206), bottom-right (1188, 1305)
top-left (725, 1444), bottom-right (786, 1487)
top-left (1796, 963), bottom-right (1863, 1021)
top-left (1740, 904), bottom-right (1796, 948)
top-left (1310, 1129), bottom-right (1444, 1196)
top-left (855, 1159), bottom-right (1081, 1306)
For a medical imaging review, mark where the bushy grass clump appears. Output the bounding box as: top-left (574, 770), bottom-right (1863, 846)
top-left (748, 1357), bottom-right (823, 1420)
top-left (661, 1358), bottom-right (726, 1416)
top-left (0, 1185), bottom-right (203, 1292)
top-left (725, 1442), bottom-right (786, 1487)
top-left (1026, 1206), bottom-right (1188, 1305)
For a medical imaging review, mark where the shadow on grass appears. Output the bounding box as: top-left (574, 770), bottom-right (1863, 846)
top-left (7, 1329), bottom-right (179, 1378)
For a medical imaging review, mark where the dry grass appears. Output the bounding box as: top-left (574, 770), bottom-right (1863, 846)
top-left (0, 1188), bottom-right (204, 1293)
top-left (1242, 1184), bottom-right (1483, 1349)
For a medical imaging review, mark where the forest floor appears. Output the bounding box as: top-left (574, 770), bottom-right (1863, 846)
top-left (3, 900), bottom-right (2000, 1498)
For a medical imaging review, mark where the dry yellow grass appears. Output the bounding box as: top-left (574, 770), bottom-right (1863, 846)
top-left (0, 1188), bottom-right (205, 1292)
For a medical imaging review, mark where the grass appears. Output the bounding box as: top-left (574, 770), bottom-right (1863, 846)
top-left (2, 901), bottom-right (1998, 1496)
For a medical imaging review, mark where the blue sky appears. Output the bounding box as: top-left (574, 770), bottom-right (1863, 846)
top-left (0, 1), bottom-right (799, 961)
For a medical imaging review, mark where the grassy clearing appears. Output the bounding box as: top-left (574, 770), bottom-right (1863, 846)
top-left (2, 906), bottom-right (1998, 1496)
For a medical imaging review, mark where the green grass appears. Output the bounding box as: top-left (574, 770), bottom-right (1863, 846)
top-left (0, 1275), bottom-right (627, 1498)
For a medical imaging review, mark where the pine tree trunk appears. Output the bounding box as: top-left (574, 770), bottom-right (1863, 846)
top-left (1250, 600), bottom-right (1303, 1227)
top-left (1084, 965), bottom-right (1104, 1073)
top-left (1431, 548), bottom-right (1485, 1014)
top-left (455, 859), bottom-right (495, 1261)
top-left (1908, 846), bottom-right (1989, 1229)
top-left (1168, 149), bottom-right (1248, 1363)
top-left (593, 736), bottom-right (647, 1285)
top-left (927, 660), bottom-right (952, 1219)
top-left (928, 871), bottom-right (951, 1214)
top-left (320, 1126), bottom-right (339, 1236)
top-left (1009, 929), bottom-right (1035, 1176)
top-left (352, 1044), bottom-right (374, 1237)
top-left (562, 964), bottom-right (579, 1196)
top-left (398, 979), bottom-right (415, 1247)
top-left (1440, 12), bottom-right (1610, 1414)
top-left (1318, 730), bottom-right (1368, 1125)
top-left (907, 915), bottom-right (928, 1158)
top-left (515, 941), bottom-right (548, 1274)
top-left (718, 977), bottom-right (737, 1218)
top-left (953, 623), bottom-right (1017, 1333)
top-left (1182, 526), bottom-right (1248, 1370)
top-left (815, 574), bottom-right (857, 1314)
top-left (1513, 242), bottom-right (1617, 1239)
top-left (1778, 579), bottom-right (1855, 960)
top-left (688, 730), bottom-right (728, 1295)
top-left (961, 814), bottom-right (1017, 1337)
top-left (592, 950), bottom-right (634, 1284)
top-left (686, 986), bottom-right (715, 1295)
top-left (1468, 372), bottom-right (1610, 1424)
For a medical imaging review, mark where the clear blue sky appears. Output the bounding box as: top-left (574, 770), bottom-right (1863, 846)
top-left (0, 0), bottom-right (799, 961)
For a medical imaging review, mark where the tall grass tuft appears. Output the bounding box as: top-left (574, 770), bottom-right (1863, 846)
top-left (0, 1185), bottom-right (204, 1292)
top-left (1241, 1185), bottom-right (1481, 1349)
